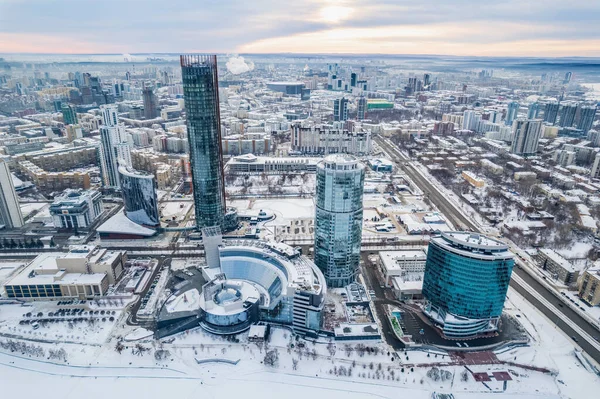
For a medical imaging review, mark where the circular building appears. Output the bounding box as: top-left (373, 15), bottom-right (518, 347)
top-left (199, 278), bottom-right (260, 335)
top-left (422, 232), bottom-right (515, 338)
top-left (314, 154), bottom-right (365, 288)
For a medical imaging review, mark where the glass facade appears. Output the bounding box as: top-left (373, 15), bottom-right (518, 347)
top-left (314, 155), bottom-right (365, 288)
top-left (119, 164), bottom-right (160, 227)
top-left (422, 232), bottom-right (514, 337)
top-left (180, 54), bottom-right (226, 229)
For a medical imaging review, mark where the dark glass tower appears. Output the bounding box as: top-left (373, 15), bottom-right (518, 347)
top-left (180, 54), bottom-right (226, 229)
top-left (118, 163), bottom-right (160, 227)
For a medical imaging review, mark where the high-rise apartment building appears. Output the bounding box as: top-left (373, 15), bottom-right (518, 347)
top-left (180, 54), bottom-right (226, 230)
top-left (510, 119), bottom-right (543, 156)
top-left (0, 158), bottom-right (24, 229)
top-left (422, 232), bottom-right (514, 337)
top-left (577, 104), bottom-right (597, 133)
top-left (333, 97), bottom-right (348, 122)
top-left (505, 101), bottom-right (519, 126)
top-left (61, 103), bottom-right (78, 125)
top-left (314, 154), bottom-right (365, 288)
top-left (99, 104), bottom-right (132, 188)
top-left (119, 163), bottom-right (160, 227)
top-left (559, 102), bottom-right (578, 127)
top-left (527, 102), bottom-right (540, 119)
top-left (142, 85), bottom-right (159, 119)
top-left (357, 96), bottom-right (366, 120)
top-left (544, 101), bottom-right (560, 125)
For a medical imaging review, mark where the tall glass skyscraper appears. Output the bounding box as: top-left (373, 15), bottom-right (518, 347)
top-left (118, 163), bottom-right (160, 227)
top-left (180, 54), bottom-right (226, 230)
top-left (422, 232), bottom-right (514, 338)
top-left (314, 154), bottom-right (364, 288)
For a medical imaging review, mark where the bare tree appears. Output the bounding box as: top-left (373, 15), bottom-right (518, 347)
top-left (263, 349), bottom-right (279, 368)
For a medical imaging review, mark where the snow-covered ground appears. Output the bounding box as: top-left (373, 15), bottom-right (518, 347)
top-left (500, 287), bottom-right (600, 398)
top-left (1, 282), bottom-right (598, 399)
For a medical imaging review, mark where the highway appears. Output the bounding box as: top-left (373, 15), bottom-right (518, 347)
top-left (376, 136), bottom-right (600, 364)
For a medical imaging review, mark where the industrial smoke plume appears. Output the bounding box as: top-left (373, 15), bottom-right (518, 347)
top-left (226, 55), bottom-right (254, 75)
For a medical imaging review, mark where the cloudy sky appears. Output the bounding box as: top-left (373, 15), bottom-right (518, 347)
top-left (1, 0), bottom-right (599, 56)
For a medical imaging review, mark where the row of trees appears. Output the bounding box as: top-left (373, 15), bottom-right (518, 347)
top-left (0, 237), bottom-right (55, 250)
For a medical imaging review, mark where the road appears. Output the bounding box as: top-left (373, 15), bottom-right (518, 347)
top-left (127, 256), bottom-right (170, 326)
top-left (376, 136), bottom-right (600, 364)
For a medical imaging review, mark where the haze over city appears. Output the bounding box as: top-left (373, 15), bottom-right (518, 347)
top-left (1, 0), bottom-right (600, 56)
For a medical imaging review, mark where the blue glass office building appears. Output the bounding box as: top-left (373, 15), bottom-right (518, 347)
top-left (314, 154), bottom-right (365, 288)
top-left (422, 232), bottom-right (514, 337)
top-left (181, 54), bottom-right (227, 229)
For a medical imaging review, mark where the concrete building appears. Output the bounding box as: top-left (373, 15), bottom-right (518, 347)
top-left (577, 104), bottom-right (597, 133)
top-left (544, 102), bottom-right (559, 125)
top-left (333, 97), bottom-right (349, 122)
top-left (99, 104), bottom-right (132, 188)
top-left (266, 81), bottom-right (305, 95)
top-left (357, 96), bottom-right (366, 120)
top-left (61, 103), bottom-right (78, 125)
top-left (291, 123), bottom-right (371, 155)
top-left (536, 249), bottom-right (580, 286)
top-left (49, 189), bottom-right (103, 230)
top-left (511, 119), bottom-right (543, 156)
top-left (422, 232), bottom-right (514, 338)
top-left (142, 85), bottom-right (159, 119)
top-left (314, 155), bottom-right (365, 288)
top-left (527, 102), bottom-right (540, 119)
top-left (559, 102), bottom-right (578, 127)
top-left (0, 158), bottom-right (24, 229)
top-left (378, 249), bottom-right (427, 299)
top-left (226, 154), bottom-right (318, 175)
top-left (461, 170), bottom-right (485, 187)
top-left (579, 267), bottom-right (600, 306)
top-left (181, 54), bottom-right (227, 230)
top-left (3, 245), bottom-right (126, 299)
top-left (222, 133), bottom-right (271, 155)
top-left (505, 101), bottom-right (520, 126)
top-left (18, 160), bottom-right (91, 193)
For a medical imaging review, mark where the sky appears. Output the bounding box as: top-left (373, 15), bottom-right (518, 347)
top-left (1, 0), bottom-right (600, 57)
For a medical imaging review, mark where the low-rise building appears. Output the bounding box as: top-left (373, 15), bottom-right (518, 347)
top-left (3, 245), bottom-right (126, 299)
top-left (226, 154), bottom-right (319, 175)
top-left (536, 249), bottom-right (580, 286)
top-left (579, 267), bottom-right (600, 306)
top-left (49, 189), bottom-right (103, 230)
top-left (461, 170), bottom-right (485, 187)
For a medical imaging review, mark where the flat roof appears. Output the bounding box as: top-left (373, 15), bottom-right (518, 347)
top-left (380, 249), bottom-right (427, 272)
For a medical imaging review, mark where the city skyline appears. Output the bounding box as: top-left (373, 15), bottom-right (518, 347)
top-left (1, 0), bottom-right (600, 57)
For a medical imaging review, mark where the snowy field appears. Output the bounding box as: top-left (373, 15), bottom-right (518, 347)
top-left (1, 284), bottom-right (598, 399)
top-left (229, 198), bottom-right (315, 223)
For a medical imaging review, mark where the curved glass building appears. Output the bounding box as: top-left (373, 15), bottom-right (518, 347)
top-left (118, 164), bottom-right (160, 227)
top-left (180, 54), bottom-right (227, 230)
top-left (314, 154), bottom-right (365, 288)
top-left (422, 232), bottom-right (515, 338)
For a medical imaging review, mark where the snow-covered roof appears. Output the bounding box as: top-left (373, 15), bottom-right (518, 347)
top-left (97, 211), bottom-right (156, 237)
